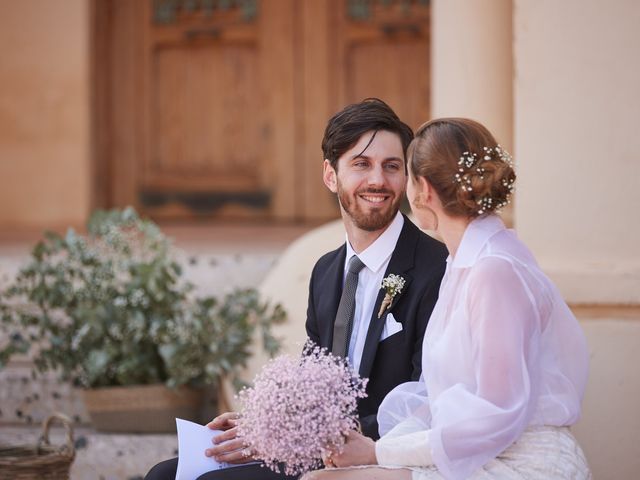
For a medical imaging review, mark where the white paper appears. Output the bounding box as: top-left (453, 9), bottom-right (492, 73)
top-left (174, 418), bottom-right (244, 480)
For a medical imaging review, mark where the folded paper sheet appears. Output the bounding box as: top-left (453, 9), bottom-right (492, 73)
top-left (175, 418), bottom-right (253, 480)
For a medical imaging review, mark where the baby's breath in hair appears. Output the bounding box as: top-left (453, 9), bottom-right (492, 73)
top-left (453, 145), bottom-right (515, 215)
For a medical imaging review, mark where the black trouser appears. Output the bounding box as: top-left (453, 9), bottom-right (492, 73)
top-left (144, 457), bottom-right (298, 480)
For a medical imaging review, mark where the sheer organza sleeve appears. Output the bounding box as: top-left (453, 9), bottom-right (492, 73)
top-left (429, 257), bottom-right (541, 479)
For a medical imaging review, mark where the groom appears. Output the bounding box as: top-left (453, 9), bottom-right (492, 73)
top-left (306, 98), bottom-right (447, 439)
top-left (145, 98), bottom-right (447, 479)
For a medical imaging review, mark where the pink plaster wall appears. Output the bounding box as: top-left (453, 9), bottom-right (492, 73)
top-left (0, 0), bottom-right (91, 230)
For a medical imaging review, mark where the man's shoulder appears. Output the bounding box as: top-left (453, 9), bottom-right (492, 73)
top-left (312, 243), bottom-right (346, 272)
top-left (399, 217), bottom-right (448, 260)
top-left (415, 229), bottom-right (448, 259)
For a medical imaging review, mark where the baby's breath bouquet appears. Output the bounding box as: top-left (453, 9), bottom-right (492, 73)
top-left (236, 340), bottom-right (368, 476)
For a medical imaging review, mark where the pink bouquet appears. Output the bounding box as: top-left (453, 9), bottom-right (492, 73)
top-left (236, 340), bottom-right (368, 476)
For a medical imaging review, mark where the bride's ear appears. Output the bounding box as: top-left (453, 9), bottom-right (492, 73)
top-left (417, 176), bottom-right (434, 204)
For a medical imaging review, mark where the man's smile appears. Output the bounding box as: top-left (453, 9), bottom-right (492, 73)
top-left (358, 191), bottom-right (392, 205)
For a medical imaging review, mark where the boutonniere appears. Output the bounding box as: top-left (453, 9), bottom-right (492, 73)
top-left (377, 274), bottom-right (406, 318)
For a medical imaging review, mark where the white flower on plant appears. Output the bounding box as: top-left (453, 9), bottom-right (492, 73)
top-left (378, 274), bottom-right (406, 318)
top-left (129, 288), bottom-right (145, 306)
top-left (113, 296), bottom-right (127, 308)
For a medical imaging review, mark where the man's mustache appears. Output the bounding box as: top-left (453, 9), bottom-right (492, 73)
top-left (355, 188), bottom-right (394, 196)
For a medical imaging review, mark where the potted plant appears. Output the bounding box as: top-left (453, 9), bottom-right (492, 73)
top-left (0, 208), bottom-right (285, 432)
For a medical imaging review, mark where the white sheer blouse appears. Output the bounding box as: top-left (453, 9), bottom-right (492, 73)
top-left (375, 215), bottom-right (589, 479)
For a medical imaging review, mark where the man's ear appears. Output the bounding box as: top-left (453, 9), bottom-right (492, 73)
top-left (323, 159), bottom-right (338, 193)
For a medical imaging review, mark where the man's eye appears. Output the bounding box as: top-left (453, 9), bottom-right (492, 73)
top-left (354, 161), bottom-right (368, 168)
top-left (385, 163), bottom-right (401, 171)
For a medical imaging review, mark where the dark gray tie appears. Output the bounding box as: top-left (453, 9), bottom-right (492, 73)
top-left (332, 255), bottom-right (365, 358)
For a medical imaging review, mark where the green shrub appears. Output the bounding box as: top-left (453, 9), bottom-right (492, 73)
top-left (0, 207), bottom-right (284, 389)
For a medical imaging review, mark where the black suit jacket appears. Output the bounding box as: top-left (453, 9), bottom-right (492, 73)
top-left (305, 215), bottom-right (447, 439)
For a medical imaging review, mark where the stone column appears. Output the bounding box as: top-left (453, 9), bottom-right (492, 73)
top-left (431, 0), bottom-right (513, 152)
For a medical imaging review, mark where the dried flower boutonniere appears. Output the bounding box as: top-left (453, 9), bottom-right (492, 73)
top-left (377, 274), bottom-right (406, 318)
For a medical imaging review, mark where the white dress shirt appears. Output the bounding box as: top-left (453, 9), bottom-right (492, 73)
top-left (343, 211), bottom-right (404, 373)
top-left (375, 214), bottom-right (589, 479)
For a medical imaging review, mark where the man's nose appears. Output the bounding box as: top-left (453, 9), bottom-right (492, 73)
top-left (367, 164), bottom-right (385, 186)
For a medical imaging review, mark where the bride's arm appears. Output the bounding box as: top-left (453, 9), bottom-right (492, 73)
top-left (376, 429), bottom-right (434, 467)
top-left (330, 422), bottom-right (435, 468)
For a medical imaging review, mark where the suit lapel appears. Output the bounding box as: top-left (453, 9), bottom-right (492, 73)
top-left (359, 216), bottom-right (418, 378)
top-left (318, 246), bottom-right (347, 349)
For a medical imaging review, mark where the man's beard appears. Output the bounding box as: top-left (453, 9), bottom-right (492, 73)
top-left (337, 183), bottom-right (401, 232)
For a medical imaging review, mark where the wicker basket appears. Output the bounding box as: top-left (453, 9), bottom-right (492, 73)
top-left (0, 413), bottom-right (75, 480)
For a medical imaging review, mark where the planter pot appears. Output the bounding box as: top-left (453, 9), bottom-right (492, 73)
top-left (83, 384), bottom-right (203, 433)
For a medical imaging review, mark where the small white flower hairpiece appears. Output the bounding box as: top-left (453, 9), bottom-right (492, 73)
top-left (453, 145), bottom-right (515, 214)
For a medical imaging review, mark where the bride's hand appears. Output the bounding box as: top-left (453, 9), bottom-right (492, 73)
top-left (329, 431), bottom-right (377, 468)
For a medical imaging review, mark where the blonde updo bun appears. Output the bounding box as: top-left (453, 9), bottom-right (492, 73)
top-left (408, 118), bottom-right (516, 218)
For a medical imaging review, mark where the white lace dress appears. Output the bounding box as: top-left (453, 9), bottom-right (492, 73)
top-left (373, 215), bottom-right (591, 479)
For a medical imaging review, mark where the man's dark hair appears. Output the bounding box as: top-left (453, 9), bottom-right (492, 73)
top-left (321, 98), bottom-right (414, 170)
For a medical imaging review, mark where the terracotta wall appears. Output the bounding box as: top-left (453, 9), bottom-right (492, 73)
top-left (0, 0), bottom-right (91, 231)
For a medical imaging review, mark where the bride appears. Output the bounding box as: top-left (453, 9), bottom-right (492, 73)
top-left (303, 118), bottom-right (591, 479)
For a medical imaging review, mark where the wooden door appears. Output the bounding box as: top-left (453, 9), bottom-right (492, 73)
top-left (299, 0), bottom-right (431, 220)
top-left (93, 0), bottom-right (430, 222)
top-left (94, 0), bottom-right (296, 221)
